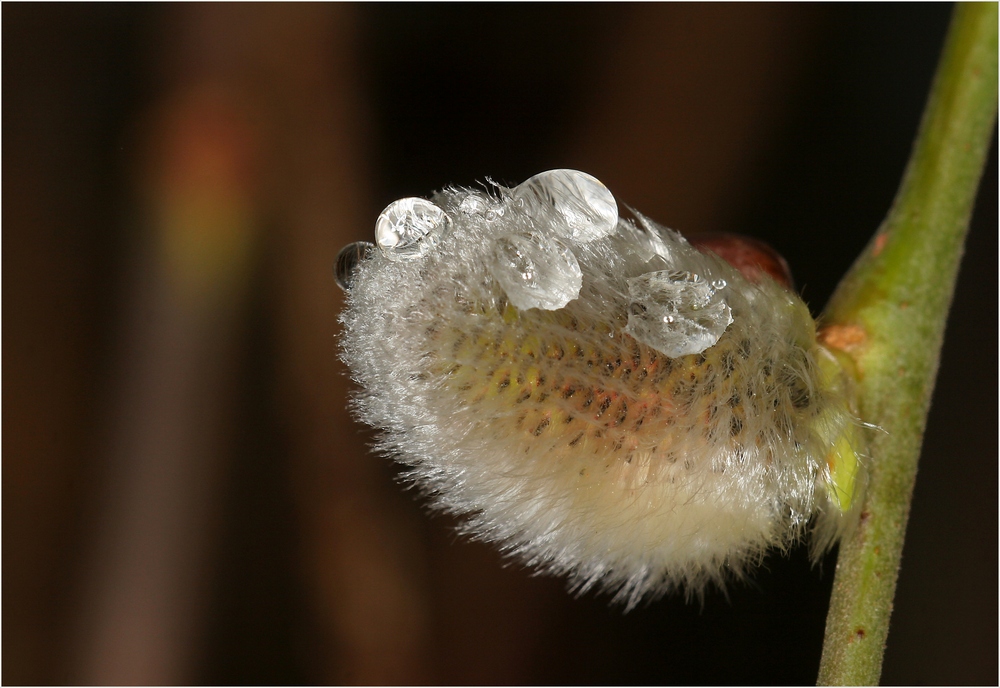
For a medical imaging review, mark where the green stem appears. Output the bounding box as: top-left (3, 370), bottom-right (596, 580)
top-left (816, 4), bottom-right (997, 685)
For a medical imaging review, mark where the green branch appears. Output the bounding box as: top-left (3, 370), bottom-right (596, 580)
top-left (816, 4), bottom-right (997, 685)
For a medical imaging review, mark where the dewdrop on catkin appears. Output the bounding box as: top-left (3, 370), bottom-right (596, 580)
top-left (337, 169), bottom-right (864, 608)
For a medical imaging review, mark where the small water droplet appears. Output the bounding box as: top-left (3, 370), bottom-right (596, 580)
top-left (459, 194), bottom-right (489, 216)
top-left (712, 278), bottom-right (727, 290)
top-left (375, 197), bottom-right (451, 261)
top-left (624, 270), bottom-right (733, 357)
top-left (335, 241), bottom-right (375, 290)
top-left (488, 230), bottom-right (582, 311)
top-left (513, 169), bottom-right (618, 242)
top-left (484, 205), bottom-right (507, 222)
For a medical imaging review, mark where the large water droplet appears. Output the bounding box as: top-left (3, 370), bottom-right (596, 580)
top-left (624, 270), bottom-right (733, 357)
top-left (513, 169), bottom-right (618, 242)
top-left (334, 241), bottom-right (375, 290)
top-left (375, 197), bottom-right (451, 261)
top-left (489, 231), bottom-right (582, 311)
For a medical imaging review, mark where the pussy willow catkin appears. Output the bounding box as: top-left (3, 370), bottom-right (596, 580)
top-left (337, 170), bottom-right (862, 609)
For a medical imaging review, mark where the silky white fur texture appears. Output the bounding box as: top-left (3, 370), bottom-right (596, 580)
top-left (339, 173), bottom-right (856, 609)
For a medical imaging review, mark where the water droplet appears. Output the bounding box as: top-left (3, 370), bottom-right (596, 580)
top-left (459, 194), bottom-right (489, 216)
top-left (485, 206), bottom-right (506, 222)
top-left (712, 279), bottom-right (728, 290)
top-left (489, 231), bottom-right (582, 311)
top-left (375, 197), bottom-right (451, 261)
top-left (335, 241), bottom-right (375, 290)
top-left (624, 270), bottom-right (733, 357)
top-left (513, 169), bottom-right (618, 242)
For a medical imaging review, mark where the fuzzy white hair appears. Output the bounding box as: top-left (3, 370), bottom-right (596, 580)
top-left (339, 172), bottom-right (858, 609)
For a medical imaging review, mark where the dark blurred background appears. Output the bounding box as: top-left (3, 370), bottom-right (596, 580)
top-left (4, 3), bottom-right (996, 685)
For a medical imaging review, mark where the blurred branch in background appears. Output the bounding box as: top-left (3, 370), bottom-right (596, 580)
top-left (4, 6), bottom-right (141, 683)
top-left (73, 14), bottom-right (262, 684)
top-left (257, 4), bottom-right (434, 683)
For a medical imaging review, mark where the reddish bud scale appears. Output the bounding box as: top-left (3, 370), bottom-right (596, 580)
top-left (689, 232), bottom-right (794, 290)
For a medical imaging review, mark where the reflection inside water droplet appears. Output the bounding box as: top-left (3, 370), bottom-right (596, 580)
top-left (375, 197), bottom-right (451, 261)
top-left (488, 230), bottom-right (582, 311)
top-left (624, 270), bottom-right (733, 357)
top-left (513, 169), bottom-right (618, 242)
top-left (335, 241), bottom-right (375, 290)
